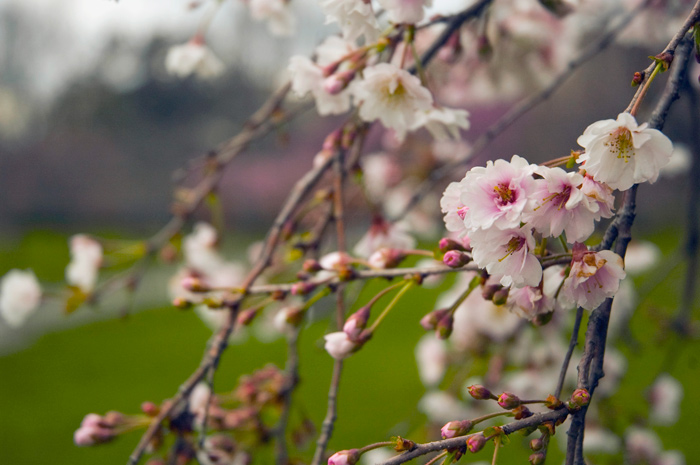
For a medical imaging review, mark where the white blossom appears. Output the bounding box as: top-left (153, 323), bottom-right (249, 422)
top-left (351, 63), bottom-right (433, 139)
top-left (577, 112), bottom-right (673, 191)
top-left (377, 0), bottom-right (432, 24)
top-left (249, 0), bottom-right (295, 36)
top-left (0, 269), bottom-right (42, 327)
top-left (66, 234), bottom-right (103, 293)
top-left (165, 39), bottom-right (224, 79)
top-left (415, 334), bottom-right (448, 386)
top-left (414, 106), bottom-right (470, 141)
top-left (318, 0), bottom-right (379, 43)
top-left (560, 244), bottom-right (626, 310)
top-left (323, 331), bottom-right (357, 359)
top-left (649, 374), bottom-right (683, 426)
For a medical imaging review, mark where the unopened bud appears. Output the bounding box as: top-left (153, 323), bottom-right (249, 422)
top-left (530, 437), bottom-right (544, 451)
top-left (291, 281), bottom-right (316, 296)
top-left (544, 394), bottom-right (562, 409)
top-left (327, 448), bottom-right (360, 465)
top-left (337, 266), bottom-right (356, 281)
top-left (436, 313), bottom-right (454, 339)
top-left (237, 308), bottom-right (258, 326)
top-left (492, 288), bottom-right (509, 305)
top-left (570, 388), bottom-right (591, 408)
top-left (513, 405), bottom-right (533, 420)
top-left (467, 385), bottom-right (494, 400)
top-left (481, 284), bottom-right (502, 301)
top-left (439, 237), bottom-right (465, 252)
top-left (653, 51), bottom-right (674, 71)
top-left (181, 276), bottom-right (209, 293)
top-left (303, 259), bottom-right (322, 273)
top-left (343, 306), bottom-right (371, 340)
top-left (443, 250), bottom-right (470, 268)
top-left (467, 433), bottom-right (486, 453)
top-left (323, 129), bottom-right (342, 152)
top-left (141, 402), bottom-right (159, 417)
top-left (172, 297), bottom-right (192, 309)
top-left (271, 290), bottom-right (287, 301)
top-left (341, 124), bottom-right (358, 149)
top-left (392, 436), bottom-right (416, 452)
top-left (631, 71), bottom-right (644, 87)
top-left (440, 420), bottom-right (473, 439)
top-left (497, 392), bottom-right (521, 409)
top-left (529, 452), bottom-right (546, 465)
top-left (420, 308), bottom-right (449, 331)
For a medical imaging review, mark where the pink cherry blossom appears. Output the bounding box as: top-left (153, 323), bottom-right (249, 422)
top-left (469, 225), bottom-right (542, 288)
top-left (459, 155), bottom-right (537, 231)
top-left (440, 180), bottom-right (469, 237)
top-left (523, 166), bottom-right (602, 243)
top-left (319, 0), bottom-right (379, 43)
top-left (560, 244), bottom-right (626, 310)
top-left (506, 285), bottom-right (554, 321)
top-left (577, 112), bottom-right (673, 191)
top-left (353, 217), bottom-right (415, 258)
top-left (579, 174), bottom-right (615, 219)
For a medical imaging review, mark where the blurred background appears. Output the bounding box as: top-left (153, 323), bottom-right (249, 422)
top-left (1, 0), bottom-right (699, 464)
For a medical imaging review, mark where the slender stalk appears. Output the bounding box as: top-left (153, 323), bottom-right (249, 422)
top-left (368, 280), bottom-right (416, 333)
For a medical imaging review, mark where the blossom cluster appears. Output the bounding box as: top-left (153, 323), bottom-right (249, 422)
top-left (440, 112), bottom-right (673, 316)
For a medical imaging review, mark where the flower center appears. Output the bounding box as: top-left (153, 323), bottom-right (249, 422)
top-left (499, 236), bottom-right (525, 262)
top-left (493, 183), bottom-right (516, 205)
top-left (457, 206), bottom-right (468, 220)
top-left (604, 127), bottom-right (635, 161)
top-left (535, 185), bottom-right (572, 211)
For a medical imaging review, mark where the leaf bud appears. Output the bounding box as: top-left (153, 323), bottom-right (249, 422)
top-left (467, 385), bottom-right (494, 400)
top-left (512, 405), bottom-right (533, 420)
top-left (529, 437), bottom-right (544, 451)
top-left (544, 394), bottom-right (562, 409)
top-left (497, 392), bottom-right (521, 409)
top-left (466, 433), bottom-right (486, 453)
top-left (392, 436), bottom-right (416, 452)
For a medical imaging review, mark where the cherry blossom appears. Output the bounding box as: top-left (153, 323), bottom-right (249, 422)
top-left (248, 0), bottom-right (295, 36)
top-left (560, 243), bottom-right (626, 310)
top-left (415, 334), bottom-right (448, 386)
top-left (469, 225), bottom-right (542, 288)
top-left (351, 63), bottom-right (433, 139)
top-left (66, 234), bottom-right (103, 293)
top-left (353, 217), bottom-right (415, 258)
top-left (506, 285), bottom-right (554, 321)
top-left (377, 0), bottom-right (432, 24)
top-left (165, 38), bottom-right (224, 79)
top-left (440, 179), bottom-right (469, 237)
top-left (318, 0), bottom-right (379, 43)
top-left (458, 155), bottom-right (537, 231)
top-left (649, 373), bottom-right (683, 426)
top-left (576, 112), bottom-right (673, 191)
top-left (323, 331), bottom-right (357, 359)
top-left (0, 269), bottom-right (42, 327)
top-left (414, 106), bottom-right (470, 141)
top-left (523, 166), bottom-right (606, 243)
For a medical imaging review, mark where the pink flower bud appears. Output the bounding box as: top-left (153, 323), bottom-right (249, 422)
top-left (530, 438), bottom-right (543, 451)
top-left (291, 281), bottom-right (316, 296)
top-left (343, 306), bottom-right (371, 340)
top-left (237, 308), bottom-right (258, 326)
top-left (440, 420), bottom-right (473, 439)
top-left (73, 413), bottom-right (117, 447)
top-left (570, 388), bottom-right (590, 408)
top-left (439, 237), bottom-right (464, 252)
top-left (303, 259), bottom-right (322, 273)
top-left (328, 449), bottom-right (360, 465)
top-left (323, 332), bottom-right (358, 360)
top-left (492, 288), bottom-right (509, 306)
top-left (529, 452), bottom-right (545, 465)
top-left (324, 75), bottom-right (346, 95)
top-left (141, 402), bottom-right (159, 416)
top-left (181, 276), bottom-right (209, 292)
top-left (436, 313), bottom-right (454, 340)
top-left (172, 297), bottom-right (192, 309)
top-left (323, 130), bottom-right (342, 152)
top-left (467, 385), bottom-right (494, 400)
top-left (420, 308), bottom-right (449, 331)
top-left (467, 433), bottom-right (486, 453)
top-left (497, 392), bottom-right (521, 409)
top-left (443, 250), bottom-right (469, 268)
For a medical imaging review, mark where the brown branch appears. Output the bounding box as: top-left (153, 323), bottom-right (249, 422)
top-left (274, 328), bottom-right (301, 465)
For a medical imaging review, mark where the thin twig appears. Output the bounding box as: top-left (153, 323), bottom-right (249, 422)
top-left (274, 328), bottom-right (301, 465)
top-left (554, 307), bottom-right (584, 400)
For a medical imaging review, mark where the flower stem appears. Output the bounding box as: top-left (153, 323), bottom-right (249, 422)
top-left (629, 61), bottom-right (664, 116)
top-left (358, 441), bottom-right (394, 454)
top-left (368, 280), bottom-right (416, 332)
top-left (448, 275), bottom-right (481, 315)
top-left (301, 287), bottom-right (332, 311)
top-left (492, 435), bottom-right (501, 465)
top-left (472, 411), bottom-right (511, 425)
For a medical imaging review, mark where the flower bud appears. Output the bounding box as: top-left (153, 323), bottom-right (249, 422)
top-left (141, 402), bottom-right (159, 417)
top-left (436, 313), bottom-right (454, 340)
top-left (529, 452), bottom-right (545, 465)
top-left (328, 448), bottom-right (360, 465)
top-left (529, 437), bottom-right (544, 451)
top-left (420, 308), bottom-right (449, 331)
top-left (323, 129), bottom-right (342, 152)
top-left (324, 332), bottom-right (358, 360)
top-left (492, 288), bottom-right (509, 306)
top-left (439, 237), bottom-right (465, 253)
top-left (497, 392), bottom-right (521, 409)
top-left (467, 433), bottom-right (486, 453)
top-left (570, 388), bottom-right (591, 408)
top-left (237, 308), bottom-right (259, 326)
top-left (303, 259), bottom-right (322, 273)
top-left (291, 281), bottom-right (316, 296)
top-left (467, 385), bottom-right (494, 400)
top-left (443, 250), bottom-right (470, 268)
top-left (481, 284), bottom-right (502, 301)
top-left (181, 276), bottom-right (209, 293)
top-left (343, 306), bottom-right (371, 340)
top-left (512, 405), bottom-right (533, 420)
top-left (172, 297), bottom-right (193, 309)
top-left (440, 420), bottom-right (473, 439)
